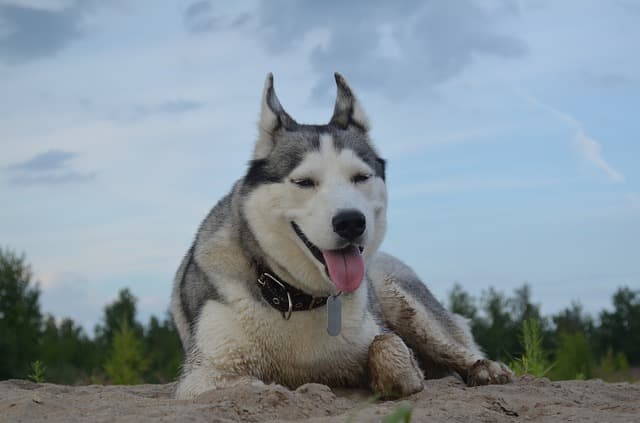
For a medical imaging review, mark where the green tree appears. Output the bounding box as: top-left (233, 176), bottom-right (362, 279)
top-left (95, 288), bottom-right (142, 344)
top-left (595, 348), bottom-right (629, 382)
top-left (473, 287), bottom-right (519, 361)
top-left (0, 248), bottom-right (42, 379)
top-left (552, 302), bottom-right (594, 336)
top-left (143, 314), bottom-right (182, 383)
top-left (454, 283), bottom-right (548, 362)
top-left (39, 315), bottom-right (98, 383)
top-left (597, 287), bottom-right (640, 365)
top-left (94, 288), bottom-right (144, 365)
top-left (510, 318), bottom-right (552, 377)
top-left (104, 320), bottom-right (149, 384)
top-left (551, 331), bottom-right (594, 380)
top-left (448, 283), bottom-right (477, 319)
top-left (509, 284), bottom-right (545, 326)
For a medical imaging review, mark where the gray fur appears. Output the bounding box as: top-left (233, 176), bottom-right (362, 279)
top-left (372, 252), bottom-right (460, 334)
top-left (194, 192), bottom-right (233, 244)
top-left (178, 250), bottom-right (224, 330)
top-left (177, 193), bottom-right (233, 333)
top-left (245, 125), bottom-right (384, 189)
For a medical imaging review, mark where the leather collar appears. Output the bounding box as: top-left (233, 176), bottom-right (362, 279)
top-left (255, 264), bottom-right (328, 320)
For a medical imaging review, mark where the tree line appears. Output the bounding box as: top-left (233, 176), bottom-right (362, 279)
top-left (449, 283), bottom-right (638, 381)
top-left (0, 248), bottom-right (181, 384)
top-left (1, 247), bottom-right (638, 384)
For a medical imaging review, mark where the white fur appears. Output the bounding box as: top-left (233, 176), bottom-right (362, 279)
top-left (254, 75), bottom-right (278, 160)
top-left (350, 99), bottom-right (370, 131)
top-left (175, 134), bottom-right (388, 398)
top-left (244, 134), bottom-right (387, 296)
top-left (176, 274), bottom-right (379, 398)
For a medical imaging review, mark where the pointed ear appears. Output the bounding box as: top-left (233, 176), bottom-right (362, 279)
top-left (254, 73), bottom-right (297, 159)
top-left (329, 73), bottom-right (370, 132)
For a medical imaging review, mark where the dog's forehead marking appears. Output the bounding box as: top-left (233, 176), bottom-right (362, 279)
top-left (292, 133), bottom-right (372, 178)
top-left (319, 133), bottom-right (334, 155)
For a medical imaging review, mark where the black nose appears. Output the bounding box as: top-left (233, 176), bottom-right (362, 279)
top-left (332, 210), bottom-right (366, 242)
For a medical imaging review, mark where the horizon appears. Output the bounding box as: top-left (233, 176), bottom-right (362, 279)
top-left (1, 1), bottom-right (639, 334)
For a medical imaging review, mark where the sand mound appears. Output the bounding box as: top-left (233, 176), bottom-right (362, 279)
top-left (1, 376), bottom-right (638, 422)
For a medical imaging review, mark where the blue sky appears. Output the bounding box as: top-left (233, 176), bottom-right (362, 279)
top-left (1, 0), bottom-right (639, 333)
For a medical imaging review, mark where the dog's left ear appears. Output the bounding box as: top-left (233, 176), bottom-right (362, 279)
top-left (329, 73), bottom-right (370, 132)
top-left (254, 73), bottom-right (297, 159)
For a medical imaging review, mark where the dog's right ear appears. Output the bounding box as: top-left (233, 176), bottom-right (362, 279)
top-left (254, 73), bottom-right (297, 159)
top-left (329, 73), bottom-right (370, 132)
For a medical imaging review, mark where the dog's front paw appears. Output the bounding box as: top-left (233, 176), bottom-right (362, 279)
top-left (369, 333), bottom-right (424, 398)
top-left (466, 359), bottom-right (513, 386)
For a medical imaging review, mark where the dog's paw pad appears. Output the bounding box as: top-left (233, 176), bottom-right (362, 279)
top-left (466, 359), bottom-right (513, 386)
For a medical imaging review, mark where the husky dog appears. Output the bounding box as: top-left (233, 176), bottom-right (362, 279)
top-left (171, 73), bottom-right (512, 399)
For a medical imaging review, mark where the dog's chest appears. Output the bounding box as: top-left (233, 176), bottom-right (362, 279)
top-left (248, 298), bottom-right (379, 386)
top-left (197, 285), bottom-right (379, 387)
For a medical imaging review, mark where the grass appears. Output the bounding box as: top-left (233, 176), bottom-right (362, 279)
top-left (510, 318), bottom-right (554, 378)
top-left (382, 403), bottom-right (413, 423)
top-left (346, 396), bottom-right (413, 423)
top-left (28, 360), bottom-right (46, 383)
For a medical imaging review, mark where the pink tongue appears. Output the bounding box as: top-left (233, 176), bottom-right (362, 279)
top-left (322, 246), bottom-right (364, 293)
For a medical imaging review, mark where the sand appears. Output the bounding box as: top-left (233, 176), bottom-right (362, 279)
top-left (1, 376), bottom-right (638, 422)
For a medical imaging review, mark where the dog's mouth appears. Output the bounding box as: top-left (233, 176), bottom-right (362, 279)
top-left (291, 222), bottom-right (365, 293)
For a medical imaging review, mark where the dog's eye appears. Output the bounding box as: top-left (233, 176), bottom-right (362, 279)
top-left (291, 178), bottom-right (316, 188)
top-left (352, 173), bottom-right (372, 184)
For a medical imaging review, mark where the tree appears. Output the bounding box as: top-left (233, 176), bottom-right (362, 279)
top-left (597, 287), bottom-right (640, 365)
top-left (95, 288), bottom-right (142, 344)
top-left (510, 318), bottom-right (552, 377)
top-left (552, 302), bottom-right (594, 336)
top-left (551, 331), bottom-right (594, 380)
top-left (595, 348), bottom-right (630, 382)
top-left (448, 283), bottom-right (477, 319)
top-left (0, 248), bottom-right (42, 379)
top-left (456, 283), bottom-right (548, 362)
top-left (94, 288), bottom-right (144, 366)
top-left (509, 284), bottom-right (544, 326)
top-left (39, 315), bottom-right (97, 383)
top-left (473, 287), bottom-right (519, 361)
top-left (104, 320), bottom-right (149, 384)
top-left (143, 314), bottom-right (182, 383)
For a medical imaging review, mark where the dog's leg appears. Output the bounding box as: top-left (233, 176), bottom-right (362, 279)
top-left (368, 253), bottom-right (513, 386)
top-left (368, 333), bottom-right (424, 397)
top-left (175, 365), bottom-right (266, 399)
top-left (174, 298), bottom-right (268, 399)
top-left (175, 344), bottom-right (268, 399)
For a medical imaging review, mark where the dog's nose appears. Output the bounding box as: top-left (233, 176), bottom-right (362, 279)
top-left (332, 210), bottom-right (366, 242)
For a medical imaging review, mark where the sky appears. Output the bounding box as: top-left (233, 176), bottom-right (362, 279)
top-left (1, 0), bottom-right (639, 334)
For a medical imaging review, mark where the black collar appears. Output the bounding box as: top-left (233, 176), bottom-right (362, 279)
top-left (255, 264), bottom-right (328, 320)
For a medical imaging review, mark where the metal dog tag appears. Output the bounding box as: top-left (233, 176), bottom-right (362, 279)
top-left (327, 294), bottom-right (342, 336)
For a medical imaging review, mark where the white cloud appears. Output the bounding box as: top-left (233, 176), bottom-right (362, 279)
top-left (36, 271), bottom-right (103, 333)
top-left (36, 270), bottom-right (174, 335)
top-left (573, 130), bottom-right (624, 182)
top-left (521, 92), bottom-right (624, 182)
top-left (0, 0), bottom-right (75, 11)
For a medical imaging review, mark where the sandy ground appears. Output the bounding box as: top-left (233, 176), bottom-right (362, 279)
top-left (1, 376), bottom-right (638, 422)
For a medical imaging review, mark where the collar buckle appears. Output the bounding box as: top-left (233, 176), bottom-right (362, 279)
top-left (258, 272), bottom-right (293, 320)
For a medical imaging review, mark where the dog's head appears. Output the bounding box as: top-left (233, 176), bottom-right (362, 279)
top-left (241, 73), bottom-right (387, 295)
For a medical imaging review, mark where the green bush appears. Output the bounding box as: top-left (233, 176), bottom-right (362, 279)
top-left (28, 360), bottom-right (46, 383)
top-left (594, 348), bottom-right (630, 382)
top-left (104, 320), bottom-right (149, 385)
top-left (551, 331), bottom-right (594, 380)
top-left (510, 318), bottom-right (553, 377)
